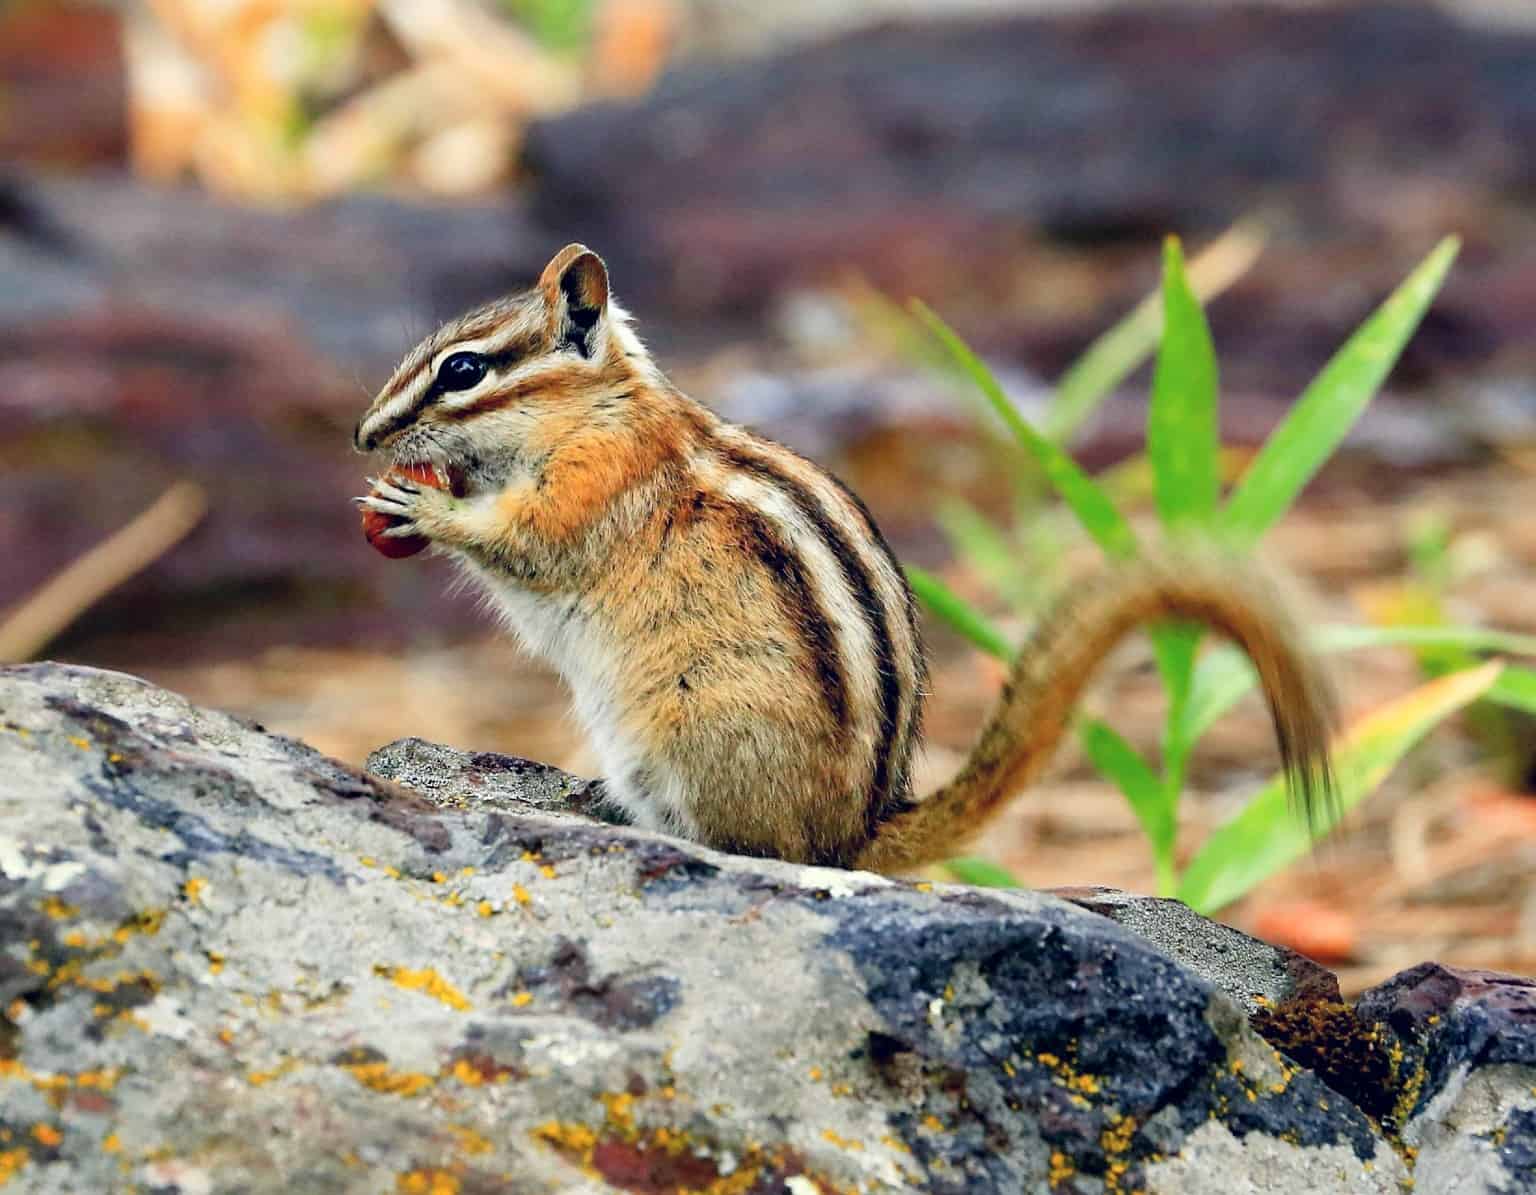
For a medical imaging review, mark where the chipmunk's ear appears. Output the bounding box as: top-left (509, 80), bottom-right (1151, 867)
top-left (539, 243), bottom-right (610, 359)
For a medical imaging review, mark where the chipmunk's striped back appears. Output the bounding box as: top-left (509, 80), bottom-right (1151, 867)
top-left (355, 244), bottom-right (1335, 871)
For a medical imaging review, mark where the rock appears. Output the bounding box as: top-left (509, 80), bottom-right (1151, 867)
top-left (1048, 886), bottom-right (1342, 1017)
top-left (1, 662), bottom-right (1530, 1191)
top-left (0, 5), bottom-right (125, 168)
top-left (1355, 964), bottom-right (1536, 1193)
top-left (366, 736), bottom-right (612, 820)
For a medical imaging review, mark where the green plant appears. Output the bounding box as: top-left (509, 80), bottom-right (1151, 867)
top-left (908, 234), bottom-right (1530, 913)
top-left (498, 0), bottom-right (597, 52)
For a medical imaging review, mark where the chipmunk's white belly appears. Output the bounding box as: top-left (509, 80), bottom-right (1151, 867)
top-left (463, 564), bottom-right (701, 838)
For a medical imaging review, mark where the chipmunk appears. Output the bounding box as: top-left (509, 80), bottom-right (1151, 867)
top-left (355, 243), bottom-right (1335, 872)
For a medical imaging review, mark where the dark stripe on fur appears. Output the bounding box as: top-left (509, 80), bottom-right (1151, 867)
top-left (823, 469), bottom-right (928, 798)
top-left (724, 500), bottom-right (850, 735)
top-left (718, 443), bottom-right (908, 839)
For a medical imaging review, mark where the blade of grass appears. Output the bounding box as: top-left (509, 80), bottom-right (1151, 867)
top-left (1152, 625), bottom-right (1202, 794)
top-left (1318, 624), bottom-right (1536, 657)
top-left (1048, 218), bottom-right (1267, 443)
top-left (1177, 661), bottom-right (1502, 914)
top-left (1079, 719), bottom-right (1177, 894)
top-left (1484, 665), bottom-right (1536, 716)
top-left (1148, 237), bottom-right (1220, 530)
top-left (943, 857), bottom-right (1023, 888)
top-left (1221, 237), bottom-right (1460, 547)
top-left (912, 300), bottom-right (1137, 561)
top-left (905, 565), bottom-right (1013, 661)
top-left (934, 497), bottom-right (1039, 615)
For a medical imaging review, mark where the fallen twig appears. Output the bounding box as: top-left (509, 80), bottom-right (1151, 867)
top-left (0, 481), bottom-right (208, 663)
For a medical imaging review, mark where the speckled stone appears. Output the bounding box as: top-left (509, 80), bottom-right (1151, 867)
top-left (0, 663), bottom-right (1524, 1192)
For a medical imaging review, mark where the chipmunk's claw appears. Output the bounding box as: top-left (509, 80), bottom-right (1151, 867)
top-left (360, 478), bottom-right (419, 517)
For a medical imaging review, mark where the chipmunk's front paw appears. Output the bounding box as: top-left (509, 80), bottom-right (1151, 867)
top-left (357, 474), bottom-right (456, 543)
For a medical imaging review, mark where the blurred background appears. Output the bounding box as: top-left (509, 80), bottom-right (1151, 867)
top-left (5, 0), bottom-right (1536, 992)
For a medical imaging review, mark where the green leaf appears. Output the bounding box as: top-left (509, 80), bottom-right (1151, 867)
top-left (1148, 237), bottom-right (1220, 530)
top-left (911, 300), bottom-right (1138, 561)
top-left (1152, 624), bottom-right (1203, 801)
top-left (1079, 719), bottom-right (1177, 894)
top-left (904, 564), bottom-right (1013, 661)
top-left (934, 497), bottom-right (1038, 615)
top-left (1317, 624), bottom-right (1536, 657)
top-left (1177, 661), bottom-right (1502, 913)
top-left (1221, 237), bottom-right (1460, 547)
top-left (943, 857), bottom-right (1023, 888)
top-left (1047, 219), bottom-right (1266, 443)
top-left (1486, 666), bottom-right (1536, 716)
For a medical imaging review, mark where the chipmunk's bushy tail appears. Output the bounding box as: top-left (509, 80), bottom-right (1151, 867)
top-left (855, 554), bottom-right (1337, 874)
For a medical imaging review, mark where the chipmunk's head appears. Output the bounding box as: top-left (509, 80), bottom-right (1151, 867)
top-left (353, 243), bottom-right (646, 471)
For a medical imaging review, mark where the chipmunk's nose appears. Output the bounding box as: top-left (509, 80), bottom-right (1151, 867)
top-left (353, 421), bottom-right (375, 453)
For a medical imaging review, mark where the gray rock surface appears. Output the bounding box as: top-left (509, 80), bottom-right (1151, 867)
top-left (1047, 885), bottom-right (1342, 1018)
top-left (0, 664), bottom-right (1528, 1192)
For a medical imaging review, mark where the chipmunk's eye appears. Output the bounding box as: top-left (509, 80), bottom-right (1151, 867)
top-left (436, 351), bottom-right (487, 392)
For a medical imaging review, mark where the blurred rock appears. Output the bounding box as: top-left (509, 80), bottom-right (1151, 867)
top-left (526, 1), bottom-right (1536, 391)
top-left (0, 4), bottom-right (126, 167)
top-left (0, 173), bottom-right (551, 662)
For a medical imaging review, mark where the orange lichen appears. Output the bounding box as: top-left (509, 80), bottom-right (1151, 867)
top-left (346, 1063), bottom-right (436, 1097)
top-left (0, 1147), bottom-right (28, 1184)
top-left (101, 1133), bottom-right (122, 1154)
top-left (40, 896), bottom-right (76, 920)
top-left (181, 877), bottom-right (207, 904)
top-left (533, 1120), bottom-right (834, 1195)
top-left (31, 1124), bottom-right (61, 1148)
top-left (112, 909), bottom-right (165, 944)
top-left (534, 1120), bottom-right (598, 1156)
top-left (448, 1124), bottom-right (494, 1156)
top-left (375, 966), bottom-right (471, 1012)
top-left (601, 1091), bottom-right (638, 1138)
top-left (820, 1128), bottom-right (863, 1151)
top-left (396, 1168), bottom-right (460, 1194)
top-left (242, 1062), bottom-right (296, 1087)
top-left (448, 1059), bottom-right (485, 1087)
top-left (510, 991), bottom-right (533, 1008)
top-left (510, 885), bottom-right (531, 906)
